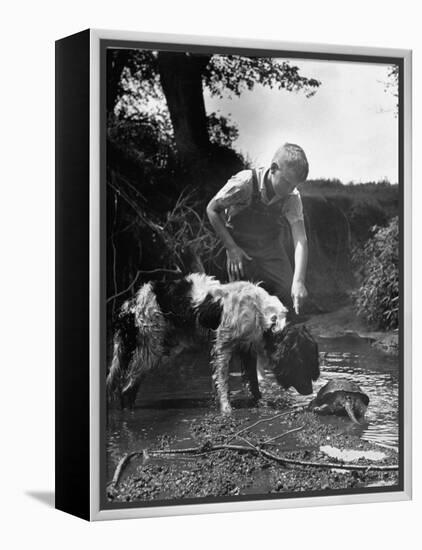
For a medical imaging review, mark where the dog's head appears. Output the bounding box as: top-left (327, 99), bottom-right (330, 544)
top-left (264, 324), bottom-right (320, 395)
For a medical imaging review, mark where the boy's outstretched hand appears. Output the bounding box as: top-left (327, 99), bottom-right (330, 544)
top-left (291, 280), bottom-right (308, 314)
top-left (226, 245), bottom-right (252, 281)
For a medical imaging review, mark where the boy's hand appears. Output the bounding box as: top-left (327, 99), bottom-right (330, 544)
top-left (291, 281), bottom-right (308, 314)
top-left (226, 246), bottom-right (252, 281)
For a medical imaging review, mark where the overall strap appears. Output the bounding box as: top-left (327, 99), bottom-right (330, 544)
top-left (251, 168), bottom-right (260, 201)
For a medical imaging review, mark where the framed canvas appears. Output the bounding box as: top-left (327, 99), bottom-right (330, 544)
top-left (55, 28), bottom-right (412, 521)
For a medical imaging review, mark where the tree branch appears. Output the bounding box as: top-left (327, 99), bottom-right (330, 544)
top-left (109, 441), bottom-right (398, 488)
top-left (106, 268), bottom-right (182, 305)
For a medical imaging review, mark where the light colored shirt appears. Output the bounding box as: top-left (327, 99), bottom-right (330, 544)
top-left (213, 167), bottom-right (304, 227)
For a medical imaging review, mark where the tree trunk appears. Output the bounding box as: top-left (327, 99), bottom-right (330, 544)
top-left (157, 52), bottom-right (211, 169)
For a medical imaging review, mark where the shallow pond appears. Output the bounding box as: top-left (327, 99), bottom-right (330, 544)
top-left (308, 333), bottom-right (399, 452)
top-left (106, 333), bottom-right (399, 482)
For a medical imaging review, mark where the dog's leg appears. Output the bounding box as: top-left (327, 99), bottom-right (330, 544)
top-left (239, 349), bottom-right (262, 403)
top-left (256, 352), bottom-right (268, 382)
top-left (122, 348), bottom-right (159, 409)
top-left (211, 340), bottom-right (232, 415)
top-left (122, 380), bottom-right (143, 410)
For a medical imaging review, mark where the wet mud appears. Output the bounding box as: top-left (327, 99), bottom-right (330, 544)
top-left (107, 408), bottom-right (398, 503)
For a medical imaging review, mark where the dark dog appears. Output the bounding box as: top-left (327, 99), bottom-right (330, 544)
top-left (107, 273), bottom-right (319, 413)
top-left (264, 324), bottom-right (320, 396)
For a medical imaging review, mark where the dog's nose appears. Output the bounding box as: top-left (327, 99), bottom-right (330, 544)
top-left (297, 383), bottom-right (313, 395)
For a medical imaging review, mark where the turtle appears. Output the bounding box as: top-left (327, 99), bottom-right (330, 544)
top-left (308, 378), bottom-right (369, 424)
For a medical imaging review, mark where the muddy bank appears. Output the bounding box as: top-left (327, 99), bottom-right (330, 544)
top-left (304, 304), bottom-right (398, 355)
top-left (107, 407), bottom-right (398, 504)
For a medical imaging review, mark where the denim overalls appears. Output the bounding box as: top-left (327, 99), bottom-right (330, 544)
top-left (227, 169), bottom-right (294, 308)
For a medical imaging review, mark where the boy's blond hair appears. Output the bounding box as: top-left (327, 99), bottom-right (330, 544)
top-left (272, 143), bottom-right (309, 183)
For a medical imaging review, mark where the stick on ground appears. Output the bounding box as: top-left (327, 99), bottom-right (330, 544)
top-left (109, 441), bottom-right (399, 488)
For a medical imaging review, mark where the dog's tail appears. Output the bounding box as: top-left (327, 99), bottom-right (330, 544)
top-left (106, 305), bottom-right (139, 403)
top-left (106, 328), bottom-right (125, 402)
top-left (107, 282), bottom-right (167, 406)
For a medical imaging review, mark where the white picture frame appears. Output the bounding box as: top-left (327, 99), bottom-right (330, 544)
top-left (55, 28), bottom-right (412, 521)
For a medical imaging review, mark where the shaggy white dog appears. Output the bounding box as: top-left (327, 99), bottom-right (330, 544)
top-left (107, 273), bottom-right (319, 414)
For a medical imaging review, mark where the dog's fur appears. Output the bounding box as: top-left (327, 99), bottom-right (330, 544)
top-left (264, 324), bottom-right (320, 396)
top-left (107, 273), bottom-right (319, 413)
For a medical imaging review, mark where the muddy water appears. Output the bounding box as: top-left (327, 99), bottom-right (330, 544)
top-left (106, 333), bottom-right (399, 481)
top-left (308, 334), bottom-right (399, 452)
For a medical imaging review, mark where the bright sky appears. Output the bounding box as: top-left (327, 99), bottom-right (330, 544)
top-left (204, 59), bottom-right (398, 184)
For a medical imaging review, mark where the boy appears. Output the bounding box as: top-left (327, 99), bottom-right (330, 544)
top-left (207, 143), bottom-right (309, 314)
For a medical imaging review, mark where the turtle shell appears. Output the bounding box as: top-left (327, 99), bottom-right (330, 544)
top-left (313, 378), bottom-right (369, 407)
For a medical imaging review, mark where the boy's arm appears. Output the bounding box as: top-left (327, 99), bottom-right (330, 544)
top-left (207, 198), bottom-right (252, 281)
top-left (206, 173), bottom-right (252, 280)
top-left (206, 198), bottom-right (237, 250)
top-left (289, 219), bottom-right (308, 313)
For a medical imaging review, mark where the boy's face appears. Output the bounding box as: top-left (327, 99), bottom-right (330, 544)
top-left (269, 149), bottom-right (302, 201)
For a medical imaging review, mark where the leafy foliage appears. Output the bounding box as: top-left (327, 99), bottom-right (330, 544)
top-left (207, 112), bottom-right (239, 147)
top-left (108, 49), bottom-right (160, 114)
top-left (348, 199), bottom-right (388, 244)
top-left (203, 56), bottom-right (320, 98)
top-left (383, 64), bottom-right (399, 116)
top-left (299, 179), bottom-right (398, 245)
top-left (108, 112), bottom-right (176, 168)
top-left (109, 50), bottom-right (321, 120)
top-left (352, 217), bottom-right (399, 329)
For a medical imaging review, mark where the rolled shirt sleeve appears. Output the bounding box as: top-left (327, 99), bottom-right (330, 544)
top-left (213, 170), bottom-right (253, 213)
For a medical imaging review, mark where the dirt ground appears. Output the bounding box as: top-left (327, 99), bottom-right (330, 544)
top-left (304, 303), bottom-right (399, 355)
top-left (107, 406), bottom-right (399, 503)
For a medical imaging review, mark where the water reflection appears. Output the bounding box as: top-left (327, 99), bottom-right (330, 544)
top-left (310, 335), bottom-right (398, 451)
